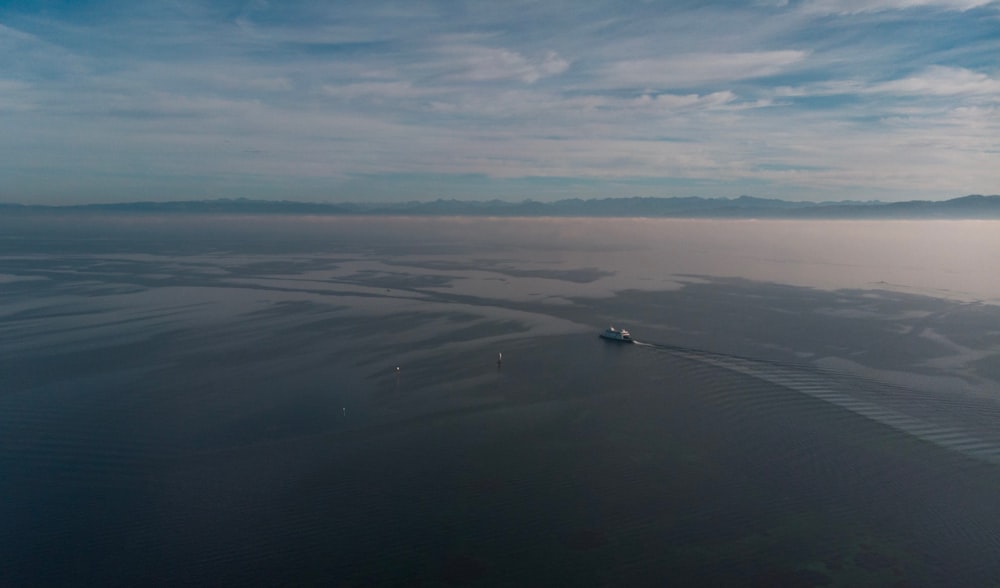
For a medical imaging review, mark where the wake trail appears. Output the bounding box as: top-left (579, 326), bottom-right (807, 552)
top-left (633, 340), bottom-right (1000, 466)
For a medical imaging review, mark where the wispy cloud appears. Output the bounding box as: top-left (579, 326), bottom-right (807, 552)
top-left (800, 0), bottom-right (997, 14)
top-left (871, 66), bottom-right (1000, 97)
top-left (771, 66), bottom-right (1000, 99)
top-left (602, 51), bottom-right (809, 89)
top-left (437, 45), bottom-right (570, 83)
top-left (322, 81), bottom-right (430, 100)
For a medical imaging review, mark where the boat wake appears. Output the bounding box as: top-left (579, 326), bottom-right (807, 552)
top-left (633, 340), bottom-right (1000, 467)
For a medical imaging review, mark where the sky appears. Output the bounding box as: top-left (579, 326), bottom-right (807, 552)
top-left (1, 0), bottom-right (998, 204)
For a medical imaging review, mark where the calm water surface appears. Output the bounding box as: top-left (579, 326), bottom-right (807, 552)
top-left (2, 215), bottom-right (1000, 586)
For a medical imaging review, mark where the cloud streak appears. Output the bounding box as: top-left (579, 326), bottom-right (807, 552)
top-left (871, 66), bottom-right (1000, 97)
top-left (800, 0), bottom-right (997, 14)
top-left (603, 51), bottom-right (809, 88)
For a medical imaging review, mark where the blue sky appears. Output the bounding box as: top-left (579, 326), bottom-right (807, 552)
top-left (1, 0), bottom-right (997, 204)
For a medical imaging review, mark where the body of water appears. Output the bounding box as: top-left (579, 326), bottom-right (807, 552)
top-left (2, 215), bottom-right (1000, 586)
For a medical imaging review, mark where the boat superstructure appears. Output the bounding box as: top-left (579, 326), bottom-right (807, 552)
top-left (599, 326), bottom-right (634, 343)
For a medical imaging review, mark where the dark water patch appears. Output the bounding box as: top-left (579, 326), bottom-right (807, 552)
top-left (241, 298), bottom-right (348, 318)
top-left (344, 268), bottom-right (460, 290)
top-left (439, 553), bottom-right (490, 585)
top-left (855, 546), bottom-right (899, 572)
top-left (750, 567), bottom-right (832, 587)
top-left (0, 302), bottom-right (108, 322)
top-left (384, 258), bottom-right (616, 284)
top-left (220, 257), bottom-right (343, 277)
top-left (1, 307), bottom-right (192, 350)
top-left (563, 528), bottom-right (609, 551)
top-left (417, 319), bottom-right (530, 349)
top-left (971, 354), bottom-right (1000, 383)
top-left (0, 330), bottom-right (180, 392)
top-left (53, 281), bottom-right (149, 297)
top-left (5, 328), bottom-right (1000, 586)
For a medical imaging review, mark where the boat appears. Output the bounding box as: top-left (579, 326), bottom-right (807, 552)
top-left (599, 326), bottom-right (634, 343)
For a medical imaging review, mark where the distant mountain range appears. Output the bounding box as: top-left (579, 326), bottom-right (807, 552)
top-left (3, 194), bottom-right (1000, 219)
